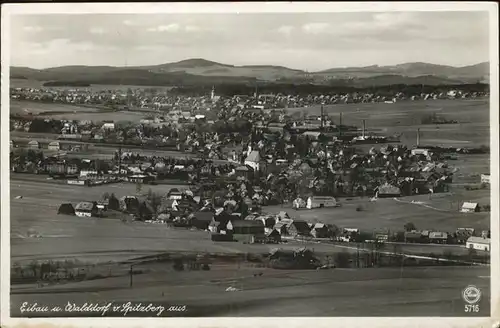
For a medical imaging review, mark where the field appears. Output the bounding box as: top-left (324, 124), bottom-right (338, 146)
top-left (10, 175), bottom-right (490, 266)
top-left (10, 265), bottom-right (490, 317)
top-left (10, 100), bottom-right (104, 115)
top-left (10, 78), bottom-right (175, 92)
top-left (288, 98), bottom-right (490, 147)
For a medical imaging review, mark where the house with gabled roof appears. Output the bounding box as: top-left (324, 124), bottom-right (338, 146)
top-left (287, 220), bottom-right (311, 237)
top-left (311, 223), bottom-right (330, 238)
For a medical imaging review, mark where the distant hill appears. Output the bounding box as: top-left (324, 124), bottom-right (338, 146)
top-left (10, 58), bottom-right (489, 87)
top-left (316, 62), bottom-right (489, 83)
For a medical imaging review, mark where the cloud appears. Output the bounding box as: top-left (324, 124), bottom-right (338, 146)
top-left (23, 26), bottom-right (42, 32)
top-left (277, 25), bottom-right (294, 35)
top-left (89, 27), bottom-right (105, 35)
top-left (302, 22), bottom-right (330, 34)
top-left (185, 25), bottom-right (200, 32)
top-left (147, 23), bottom-right (180, 32)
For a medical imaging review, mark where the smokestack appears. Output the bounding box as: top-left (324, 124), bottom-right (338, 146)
top-left (362, 119), bottom-right (366, 139)
top-left (416, 128), bottom-right (420, 147)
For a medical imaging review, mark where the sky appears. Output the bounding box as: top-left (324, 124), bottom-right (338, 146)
top-left (9, 11), bottom-right (490, 71)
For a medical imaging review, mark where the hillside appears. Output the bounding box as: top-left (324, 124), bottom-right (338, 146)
top-left (315, 62), bottom-right (489, 83)
top-left (10, 59), bottom-right (489, 87)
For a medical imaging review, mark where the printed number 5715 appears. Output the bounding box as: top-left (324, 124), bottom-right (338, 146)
top-left (465, 305), bottom-right (479, 313)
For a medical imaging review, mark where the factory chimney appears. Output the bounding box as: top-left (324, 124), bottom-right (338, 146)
top-left (416, 128), bottom-right (420, 147)
top-left (362, 119), bottom-right (366, 139)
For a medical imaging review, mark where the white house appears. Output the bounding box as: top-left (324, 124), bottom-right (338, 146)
top-left (80, 170), bottom-right (98, 178)
top-left (411, 148), bottom-right (429, 156)
top-left (292, 198), bottom-right (306, 210)
top-left (461, 202), bottom-right (480, 213)
top-left (481, 174), bottom-right (491, 184)
top-left (101, 122), bottom-right (115, 131)
top-left (306, 196), bottom-right (337, 209)
top-left (75, 201), bottom-right (98, 217)
top-left (466, 236), bottom-right (490, 251)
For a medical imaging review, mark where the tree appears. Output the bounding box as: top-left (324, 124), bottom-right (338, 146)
top-left (404, 222), bottom-right (416, 232)
top-left (334, 251), bottom-right (351, 268)
top-left (108, 193), bottom-right (119, 211)
top-left (102, 192), bottom-right (110, 200)
top-left (147, 191), bottom-right (162, 215)
top-left (136, 181), bottom-right (143, 195)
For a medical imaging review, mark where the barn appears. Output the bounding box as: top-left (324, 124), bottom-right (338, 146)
top-left (461, 202), bottom-right (480, 213)
top-left (75, 202), bottom-right (98, 217)
top-left (466, 236), bottom-right (490, 252)
top-left (57, 203), bottom-right (75, 215)
top-left (306, 196), bottom-right (337, 209)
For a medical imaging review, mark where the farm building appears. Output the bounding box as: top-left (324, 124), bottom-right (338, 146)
top-left (461, 202), bottom-right (480, 213)
top-left (46, 162), bottom-right (79, 176)
top-left (127, 174), bottom-right (155, 184)
top-left (480, 174), bottom-right (490, 184)
top-left (306, 196), bottom-right (337, 209)
top-left (374, 229), bottom-right (390, 242)
top-left (456, 228), bottom-right (475, 243)
top-left (466, 236), bottom-right (490, 252)
top-left (287, 220), bottom-right (311, 237)
top-left (411, 149), bottom-right (430, 157)
top-left (48, 141), bottom-right (61, 151)
top-left (404, 231), bottom-right (423, 243)
top-left (376, 183), bottom-right (401, 198)
top-left (293, 198), bottom-right (307, 209)
top-left (227, 220), bottom-right (264, 235)
top-left (57, 203), bottom-right (75, 215)
top-left (74, 201), bottom-right (98, 217)
top-left (101, 122), bottom-right (115, 131)
top-left (311, 223), bottom-right (330, 238)
top-left (429, 231), bottom-right (449, 244)
top-left (27, 140), bottom-right (40, 149)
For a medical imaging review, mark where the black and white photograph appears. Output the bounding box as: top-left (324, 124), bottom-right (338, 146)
top-left (1, 2), bottom-right (499, 326)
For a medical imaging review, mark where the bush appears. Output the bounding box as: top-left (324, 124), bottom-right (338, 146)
top-left (355, 205), bottom-right (364, 212)
top-left (334, 251), bottom-right (351, 268)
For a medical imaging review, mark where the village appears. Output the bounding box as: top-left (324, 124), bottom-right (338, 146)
top-left (9, 86), bottom-right (492, 257)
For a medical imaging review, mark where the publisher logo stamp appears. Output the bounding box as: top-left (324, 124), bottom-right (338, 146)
top-left (462, 285), bottom-right (482, 305)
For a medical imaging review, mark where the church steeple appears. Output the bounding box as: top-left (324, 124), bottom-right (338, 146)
top-left (211, 86), bottom-right (215, 100)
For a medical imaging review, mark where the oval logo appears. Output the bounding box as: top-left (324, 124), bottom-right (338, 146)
top-left (462, 285), bottom-right (482, 304)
